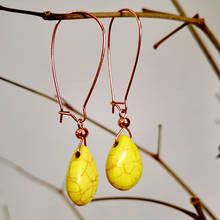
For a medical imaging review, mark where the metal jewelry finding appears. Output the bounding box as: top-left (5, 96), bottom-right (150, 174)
top-left (107, 8), bottom-right (142, 143)
top-left (51, 11), bottom-right (106, 152)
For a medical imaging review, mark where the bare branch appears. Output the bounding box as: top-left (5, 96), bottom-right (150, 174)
top-left (153, 21), bottom-right (189, 49)
top-left (0, 76), bottom-right (57, 103)
top-left (217, 146), bottom-right (220, 158)
top-left (156, 124), bottom-right (162, 157)
top-left (0, 5), bottom-right (203, 24)
top-left (191, 197), bottom-right (207, 220)
top-left (153, 14), bottom-right (198, 49)
top-left (0, 156), bottom-right (60, 192)
top-left (171, 0), bottom-right (220, 80)
top-left (172, 0), bottom-right (220, 53)
top-left (157, 158), bottom-right (196, 196)
top-left (92, 197), bottom-right (200, 220)
top-left (0, 76), bottom-right (115, 135)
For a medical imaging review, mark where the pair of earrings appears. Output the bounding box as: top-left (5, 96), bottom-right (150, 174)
top-left (51, 9), bottom-right (142, 206)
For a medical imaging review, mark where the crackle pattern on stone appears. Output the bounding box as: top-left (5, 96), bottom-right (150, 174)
top-left (66, 145), bottom-right (98, 206)
top-left (106, 135), bottom-right (142, 191)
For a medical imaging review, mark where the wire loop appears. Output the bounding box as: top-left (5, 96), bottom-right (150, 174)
top-left (107, 8), bottom-right (142, 143)
top-left (51, 11), bottom-right (106, 125)
top-left (107, 8), bottom-right (142, 115)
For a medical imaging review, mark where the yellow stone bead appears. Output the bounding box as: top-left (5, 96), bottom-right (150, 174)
top-left (66, 145), bottom-right (98, 206)
top-left (106, 135), bottom-right (142, 190)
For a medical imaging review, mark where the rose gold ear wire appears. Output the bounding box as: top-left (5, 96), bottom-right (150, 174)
top-left (107, 8), bottom-right (142, 144)
top-left (51, 11), bottom-right (105, 154)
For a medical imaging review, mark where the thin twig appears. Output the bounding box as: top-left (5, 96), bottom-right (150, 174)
top-left (0, 156), bottom-right (84, 220)
top-left (171, 0), bottom-right (220, 53)
top-left (0, 76), bottom-right (57, 103)
top-left (0, 76), bottom-right (83, 118)
top-left (0, 5), bottom-right (203, 24)
top-left (153, 21), bottom-right (189, 49)
top-left (0, 76), bottom-right (114, 130)
top-left (191, 197), bottom-right (207, 220)
top-left (200, 22), bottom-right (220, 53)
top-left (92, 197), bottom-right (200, 219)
top-left (156, 124), bottom-right (162, 157)
top-left (1, 76), bottom-right (218, 219)
top-left (0, 156), bottom-right (60, 192)
top-left (158, 157), bottom-right (197, 197)
top-left (217, 146), bottom-right (220, 158)
top-left (171, 0), bottom-right (220, 80)
top-left (142, 7), bottom-right (175, 16)
top-left (153, 14), bottom-right (198, 49)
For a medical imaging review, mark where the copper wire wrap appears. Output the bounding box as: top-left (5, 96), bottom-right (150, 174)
top-left (51, 11), bottom-right (106, 151)
top-left (107, 9), bottom-right (142, 143)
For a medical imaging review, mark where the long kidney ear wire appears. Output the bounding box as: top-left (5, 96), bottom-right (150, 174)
top-left (51, 11), bottom-right (106, 155)
top-left (107, 8), bottom-right (142, 144)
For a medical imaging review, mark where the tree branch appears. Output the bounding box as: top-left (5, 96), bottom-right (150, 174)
top-left (92, 197), bottom-right (200, 219)
top-left (0, 5), bottom-right (203, 24)
top-left (156, 124), bottom-right (162, 157)
top-left (191, 197), bottom-right (207, 220)
top-left (171, 0), bottom-right (220, 80)
top-left (152, 13), bottom-right (198, 49)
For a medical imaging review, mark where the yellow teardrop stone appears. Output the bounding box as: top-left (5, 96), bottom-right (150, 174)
top-left (106, 135), bottom-right (142, 190)
top-left (66, 145), bottom-right (98, 206)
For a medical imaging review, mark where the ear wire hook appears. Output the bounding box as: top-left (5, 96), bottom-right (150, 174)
top-left (107, 9), bottom-right (142, 143)
top-left (51, 11), bottom-right (105, 151)
top-left (108, 8), bottom-right (142, 116)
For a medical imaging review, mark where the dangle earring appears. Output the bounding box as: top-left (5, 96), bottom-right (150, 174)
top-left (105, 9), bottom-right (143, 191)
top-left (51, 12), bottom-right (105, 206)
